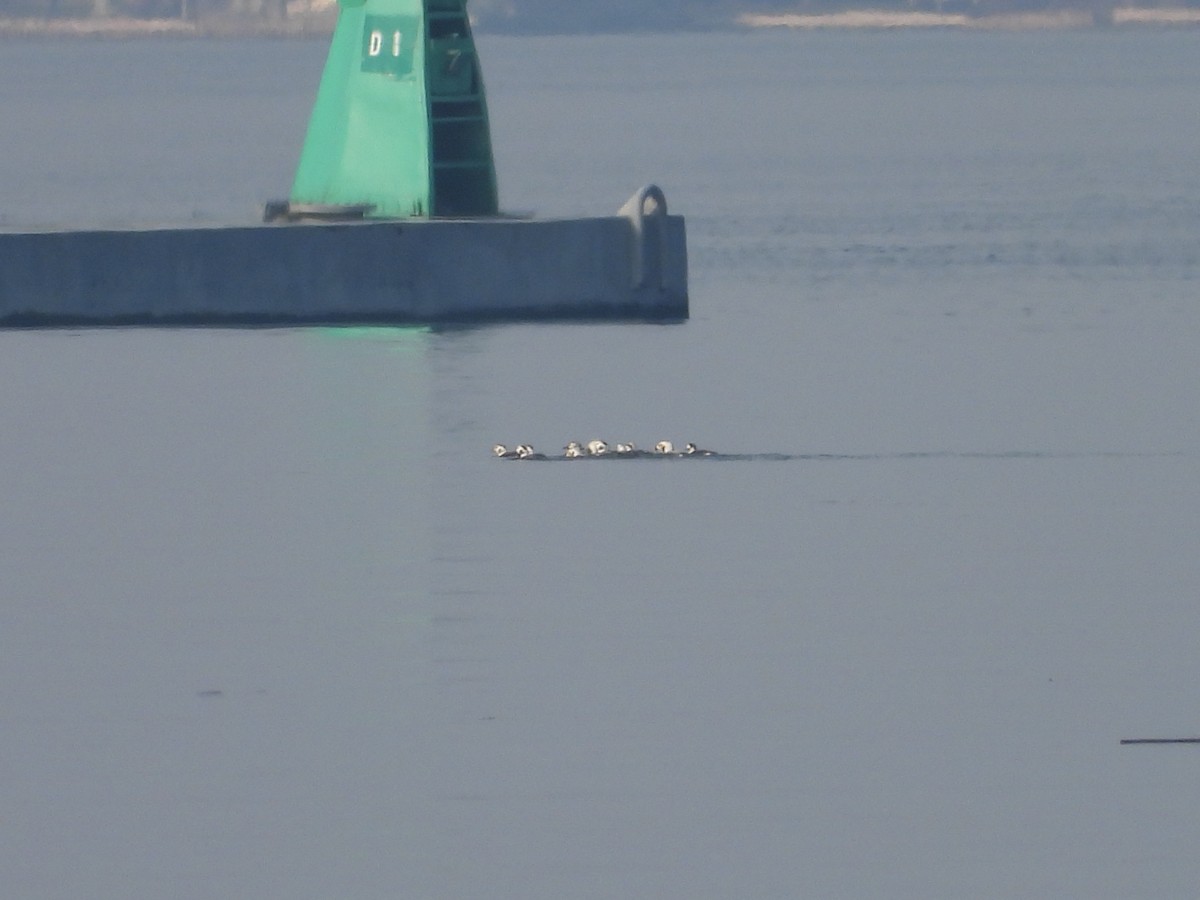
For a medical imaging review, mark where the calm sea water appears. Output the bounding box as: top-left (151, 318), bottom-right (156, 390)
top-left (3, 30), bottom-right (1200, 899)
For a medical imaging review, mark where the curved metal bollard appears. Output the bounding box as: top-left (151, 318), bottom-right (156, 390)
top-left (619, 185), bottom-right (668, 291)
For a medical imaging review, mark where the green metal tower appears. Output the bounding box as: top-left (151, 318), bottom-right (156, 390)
top-left (288, 0), bottom-right (498, 219)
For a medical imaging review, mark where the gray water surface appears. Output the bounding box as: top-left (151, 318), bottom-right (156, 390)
top-left (2, 30), bottom-right (1200, 899)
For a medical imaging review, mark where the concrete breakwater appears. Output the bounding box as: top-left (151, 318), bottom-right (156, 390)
top-left (0, 214), bottom-right (688, 326)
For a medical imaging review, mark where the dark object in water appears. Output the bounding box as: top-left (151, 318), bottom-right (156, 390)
top-left (1120, 738), bottom-right (1200, 745)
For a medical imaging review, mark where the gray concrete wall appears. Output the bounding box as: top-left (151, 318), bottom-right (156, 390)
top-left (0, 216), bottom-right (687, 326)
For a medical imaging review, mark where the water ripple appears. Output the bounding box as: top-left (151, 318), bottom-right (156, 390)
top-left (498, 450), bottom-right (1190, 463)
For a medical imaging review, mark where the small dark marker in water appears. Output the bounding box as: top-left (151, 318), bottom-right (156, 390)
top-left (1120, 738), bottom-right (1200, 745)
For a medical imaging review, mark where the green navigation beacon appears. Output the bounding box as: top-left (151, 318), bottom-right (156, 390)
top-left (282, 0), bottom-right (498, 219)
top-left (2, 0), bottom-right (688, 326)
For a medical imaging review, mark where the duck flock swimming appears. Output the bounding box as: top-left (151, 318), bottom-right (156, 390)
top-left (492, 440), bottom-right (716, 460)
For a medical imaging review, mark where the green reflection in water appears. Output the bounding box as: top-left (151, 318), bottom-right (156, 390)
top-left (312, 325), bottom-right (431, 350)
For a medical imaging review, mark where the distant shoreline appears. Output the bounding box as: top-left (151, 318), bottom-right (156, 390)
top-left (740, 8), bottom-right (1200, 29)
top-left (3, 7), bottom-right (1199, 39)
top-left (0, 13), bottom-right (335, 38)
